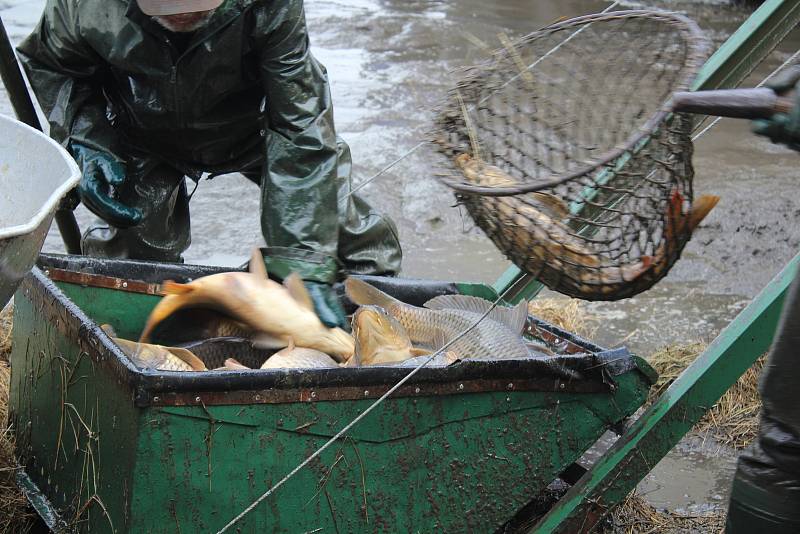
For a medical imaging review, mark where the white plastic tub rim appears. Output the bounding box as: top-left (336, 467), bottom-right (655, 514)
top-left (0, 113), bottom-right (80, 240)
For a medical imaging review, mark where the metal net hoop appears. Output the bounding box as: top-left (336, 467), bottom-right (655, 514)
top-left (432, 10), bottom-right (710, 300)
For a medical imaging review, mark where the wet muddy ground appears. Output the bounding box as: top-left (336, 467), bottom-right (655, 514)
top-left (2, 0), bottom-right (800, 525)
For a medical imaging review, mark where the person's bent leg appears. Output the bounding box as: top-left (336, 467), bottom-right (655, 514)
top-left (334, 138), bottom-right (402, 277)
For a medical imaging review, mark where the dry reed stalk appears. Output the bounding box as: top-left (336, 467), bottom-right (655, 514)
top-left (648, 342), bottom-right (764, 449)
top-left (0, 306), bottom-right (35, 534)
top-left (528, 297), bottom-right (595, 338)
top-left (605, 492), bottom-right (724, 533)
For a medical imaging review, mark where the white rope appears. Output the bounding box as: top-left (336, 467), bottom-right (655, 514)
top-left (692, 47), bottom-right (800, 142)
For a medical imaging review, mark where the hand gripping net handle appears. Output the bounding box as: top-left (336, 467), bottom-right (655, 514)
top-left (432, 10), bottom-right (711, 301)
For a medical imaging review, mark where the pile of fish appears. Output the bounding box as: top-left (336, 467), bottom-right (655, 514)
top-left (103, 250), bottom-right (550, 372)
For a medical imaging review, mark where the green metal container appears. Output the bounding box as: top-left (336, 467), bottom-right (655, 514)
top-left (9, 254), bottom-right (655, 533)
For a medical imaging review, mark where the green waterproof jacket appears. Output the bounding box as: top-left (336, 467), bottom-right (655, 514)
top-left (18, 0), bottom-right (401, 282)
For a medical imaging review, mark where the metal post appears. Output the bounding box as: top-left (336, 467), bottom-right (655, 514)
top-left (0, 16), bottom-right (82, 255)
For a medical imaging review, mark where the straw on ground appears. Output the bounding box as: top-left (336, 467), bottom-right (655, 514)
top-left (1, 306), bottom-right (36, 534)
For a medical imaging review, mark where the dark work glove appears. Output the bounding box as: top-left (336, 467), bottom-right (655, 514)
top-left (751, 65), bottom-right (800, 152)
top-left (303, 280), bottom-right (348, 330)
top-left (70, 143), bottom-right (143, 228)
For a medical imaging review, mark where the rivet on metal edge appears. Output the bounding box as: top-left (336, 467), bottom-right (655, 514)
top-left (507, 383), bottom-right (514, 390)
top-left (122, 282), bottom-right (128, 288)
top-left (44, 270), bottom-right (49, 276)
top-left (415, 387), bottom-right (420, 394)
top-left (195, 396), bottom-right (201, 403)
top-left (153, 396), bottom-right (160, 403)
top-left (458, 383), bottom-right (464, 390)
top-left (506, 397), bottom-right (511, 402)
top-left (254, 394), bottom-right (261, 401)
top-left (364, 390), bottom-right (369, 397)
top-left (310, 391), bottom-right (316, 398)
top-left (559, 382), bottom-right (565, 389)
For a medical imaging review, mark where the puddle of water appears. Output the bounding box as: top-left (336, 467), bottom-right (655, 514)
top-left (576, 282), bottom-right (749, 355)
top-left (639, 437), bottom-right (737, 513)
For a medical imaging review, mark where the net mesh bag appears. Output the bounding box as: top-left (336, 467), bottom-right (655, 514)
top-left (432, 10), bottom-right (710, 300)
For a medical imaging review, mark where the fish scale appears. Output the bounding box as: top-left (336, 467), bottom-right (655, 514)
top-left (346, 279), bottom-right (531, 360)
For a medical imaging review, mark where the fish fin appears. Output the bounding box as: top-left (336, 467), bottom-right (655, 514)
top-left (139, 294), bottom-right (188, 343)
top-left (345, 278), bottom-right (402, 310)
top-left (224, 358), bottom-right (250, 370)
top-left (110, 336), bottom-right (137, 357)
top-left (252, 333), bottom-right (289, 350)
top-left (432, 329), bottom-right (449, 351)
top-left (161, 280), bottom-right (193, 295)
top-left (248, 248), bottom-right (269, 279)
top-left (454, 153), bottom-right (472, 171)
top-left (424, 295), bottom-right (528, 334)
top-left (342, 354), bottom-right (361, 368)
top-left (532, 192), bottom-right (570, 220)
top-left (165, 347), bottom-right (207, 371)
top-left (507, 300), bottom-right (529, 334)
top-left (424, 294), bottom-right (492, 313)
top-left (100, 324), bottom-right (118, 338)
top-left (664, 189), bottom-right (685, 242)
top-left (687, 195), bottom-right (720, 232)
top-left (444, 351), bottom-right (461, 364)
top-left (283, 273), bottom-right (315, 312)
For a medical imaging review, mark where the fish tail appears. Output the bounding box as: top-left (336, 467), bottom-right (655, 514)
top-left (345, 278), bottom-right (403, 311)
top-left (687, 195), bottom-right (720, 232)
top-left (139, 294), bottom-right (188, 343)
top-left (161, 280), bottom-right (194, 295)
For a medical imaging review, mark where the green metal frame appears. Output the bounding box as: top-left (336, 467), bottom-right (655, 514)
top-left (535, 251), bottom-right (799, 532)
top-left (493, 0), bottom-right (800, 303)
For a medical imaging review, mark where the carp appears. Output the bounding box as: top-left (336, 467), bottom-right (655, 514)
top-left (101, 324), bottom-right (206, 372)
top-left (350, 305), bottom-right (429, 366)
top-left (345, 278), bottom-right (531, 360)
top-left (139, 249), bottom-right (354, 362)
top-left (260, 339), bottom-right (339, 369)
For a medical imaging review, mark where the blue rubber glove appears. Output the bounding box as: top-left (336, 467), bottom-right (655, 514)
top-left (303, 280), bottom-right (348, 330)
top-left (70, 144), bottom-right (143, 228)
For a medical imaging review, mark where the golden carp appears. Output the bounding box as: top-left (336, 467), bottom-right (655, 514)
top-left (568, 191), bottom-right (720, 296)
top-left (260, 339), bottom-right (339, 369)
top-left (139, 249), bottom-right (354, 362)
top-left (351, 305), bottom-right (429, 366)
top-left (455, 153), bottom-right (571, 220)
top-left (345, 279), bottom-right (531, 360)
top-left (455, 154), bottom-right (601, 269)
top-left (455, 154), bottom-right (722, 296)
top-left (101, 324), bottom-right (206, 372)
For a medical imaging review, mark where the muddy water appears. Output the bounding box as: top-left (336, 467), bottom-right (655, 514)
top-left (3, 0), bottom-right (799, 521)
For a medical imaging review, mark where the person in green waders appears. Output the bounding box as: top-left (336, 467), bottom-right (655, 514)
top-left (725, 65), bottom-right (800, 533)
top-left (17, 0), bottom-right (402, 330)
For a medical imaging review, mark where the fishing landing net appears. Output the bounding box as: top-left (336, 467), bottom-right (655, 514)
top-left (432, 10), bottom-right (709, 301)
